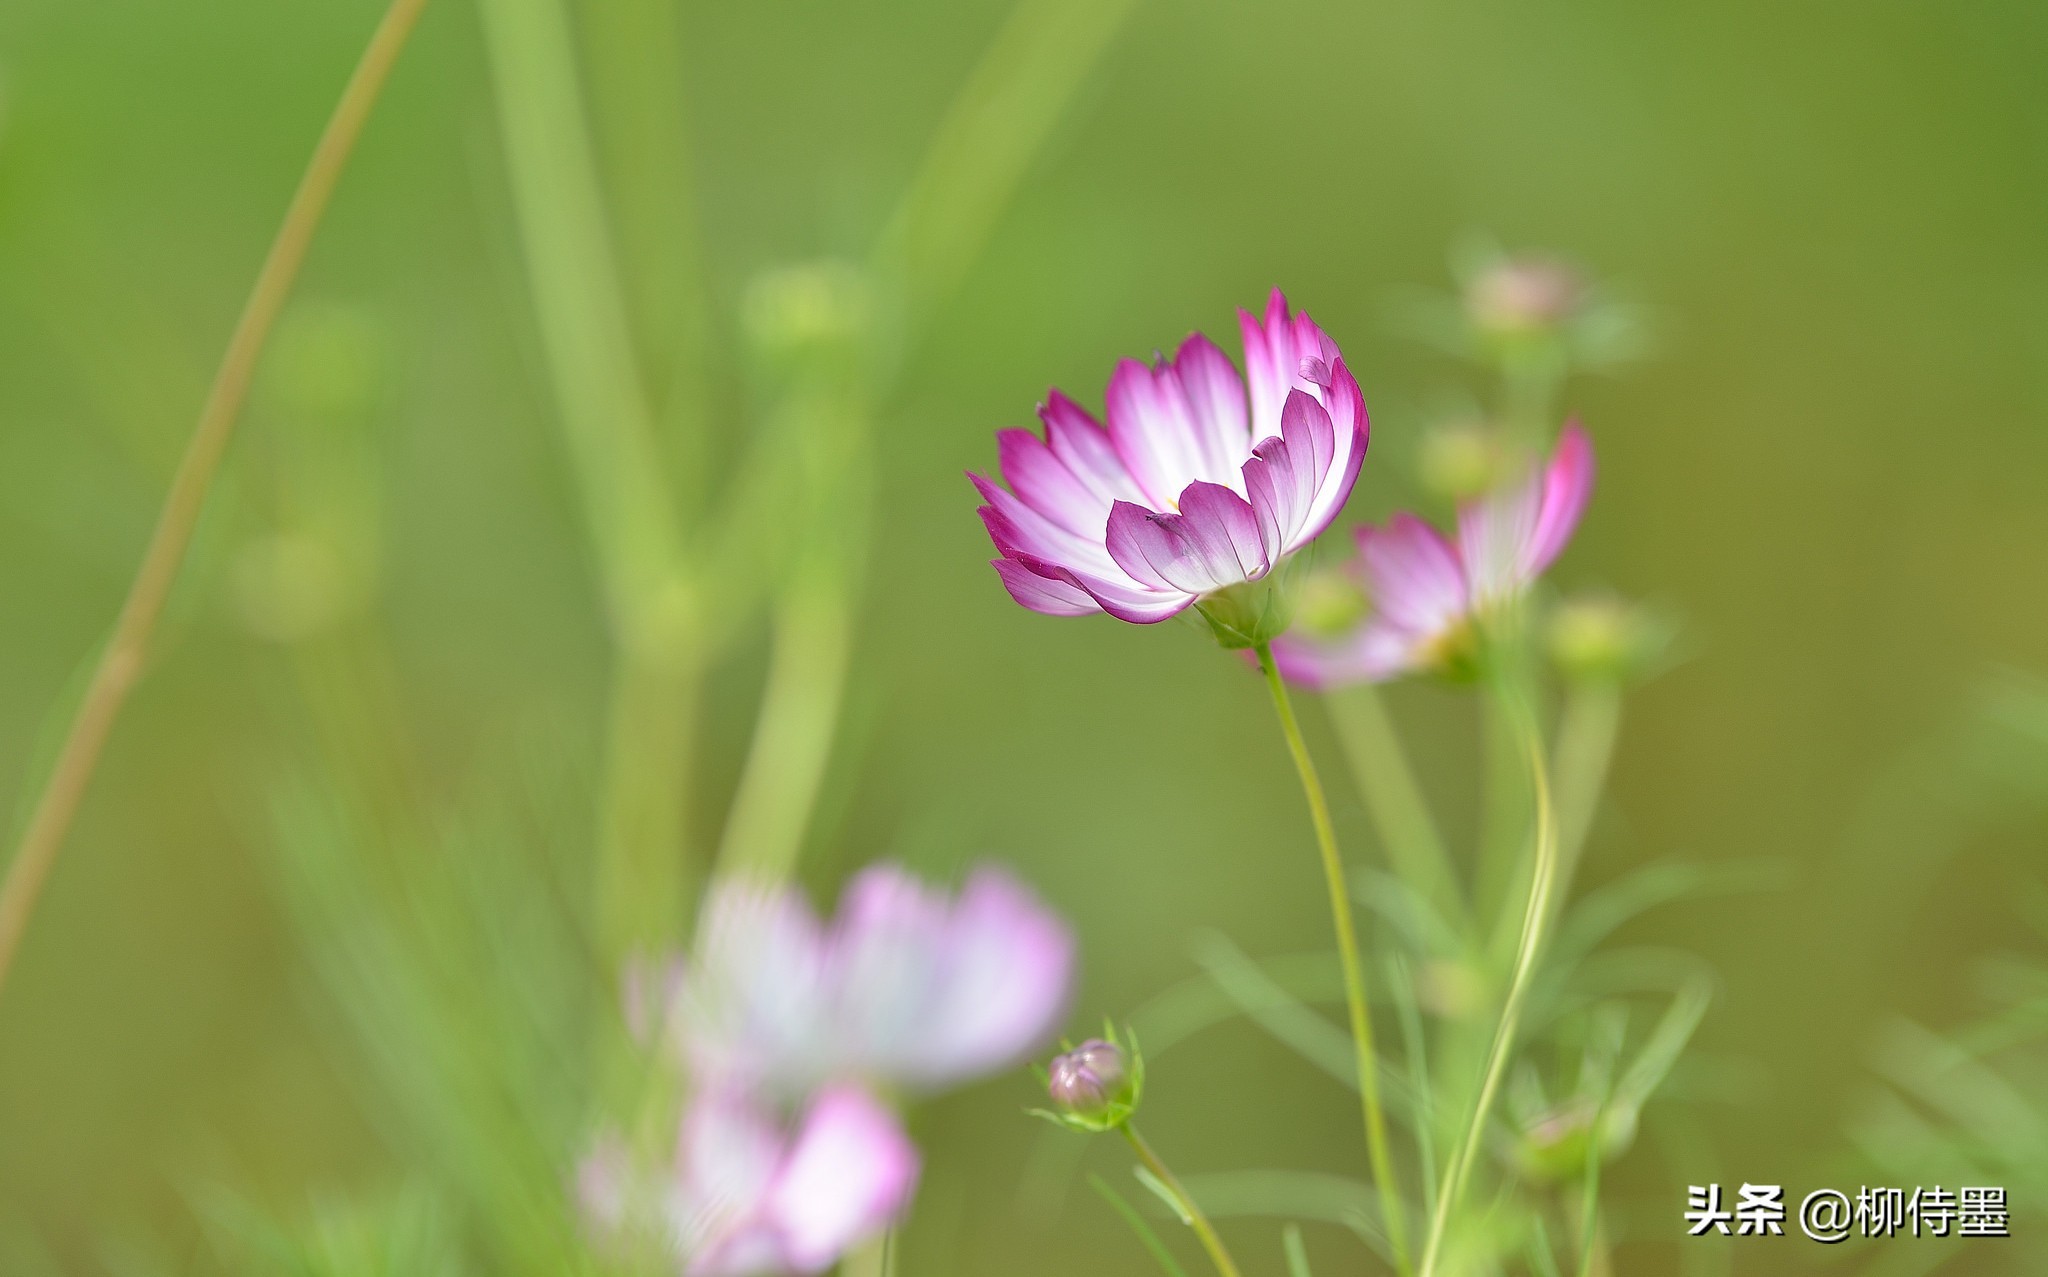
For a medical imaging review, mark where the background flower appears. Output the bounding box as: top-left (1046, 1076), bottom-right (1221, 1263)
top-left (664, 863), bottom-right (1075, 1101)
top-left (1274, 423), bottom-right (1594, 687)
top-left (580, 1085), bottom-right (919, 1276)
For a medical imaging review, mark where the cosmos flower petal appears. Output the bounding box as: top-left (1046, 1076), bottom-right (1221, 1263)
top-left (1175, 481), bottom-right (1270, 583)
top-left (1105, 497), bottom-right (1261, 596)
top-left (996, 427), bottom-right (1104, 537)
top-left (1526, 420), bottom-right (1595, 576)
top-left (1239, 288), bottom-right (1296, 442)
top-left (1171, 332), bottom-right (1252, 485)
top-left (1243, 435), bottom-right (1304, 562)
top-left (1039, 391), bottom-right (1142, 509)
top-left (1270, 619), bottom-right (1426, 689)
top-left (990, 557), bottom-right (1100, 616)
top-left (1106, 357), bottom-right (1213, 507)
top-left (1273, 425), bottom-right (1596, 690)
top-left (1054, 564), bottom-right (1197, 623)
top-left (1299, 359), bottom-right (1371, 546)
top-left (766, 1088), bottom-right (920, 1273)
top-left (972, 473), bottom-right (1123, 580)
top-left (903, 866), bottom-right (1074, 1085)
top-left (1357, 514), bottom-right (1469, 636)
top-left (674, 880), bottom-right (831, 1098)
top-left (829, 865), bottom-right (951, 1075)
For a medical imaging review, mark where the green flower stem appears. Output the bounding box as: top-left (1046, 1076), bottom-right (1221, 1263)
top-left (714, 559), bottom-right (853, 878)
top-left (478, 0), bottom-right (700, 963)
top-left (0, 0), bottom-right (430, 1001)
top-left (1417, 685), bottom-right (1561, 1277)
top-left (1330, 683), bottom-right (1465, 931)
top-left (1255, 645), bottom-right (1412, 1277)
top-left (1119, 1123), bottom-right (1244, 1277)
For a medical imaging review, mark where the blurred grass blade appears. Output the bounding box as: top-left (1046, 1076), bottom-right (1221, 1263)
top-left (1329, 684), bottom-right (1464, 927)
top-left (1089, 1173), bottom-right (1191, 1277)
top-left (1132, 952), bottom-right (1345, 1057)
top-left (1281, 1224), bottom-right (1313, 1277)
top-left (1386, 952), bottom-right (1438, 1197)
top-left (1550, 859), bottom-right (1780, 973)
top-left (872, 0), bottom-right (1139, 334)
top-left (1172, 1171), bottom-right (1386, 1252)
top-left (0, 0), bottom-right (430, 1001)
top-left (1549, 682), bottom-right (1620, 904)
top-left (1613, 975), bottom-right (1713, 1113)
top-left (1189, 935), bottom-right (1355, 1089)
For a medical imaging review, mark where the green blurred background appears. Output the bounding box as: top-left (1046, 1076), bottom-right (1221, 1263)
top-left (1, 0), bottom-right (2045, 1273)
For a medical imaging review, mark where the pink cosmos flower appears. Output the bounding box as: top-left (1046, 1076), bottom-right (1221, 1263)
top-left (973, 290), bottom-right (1369, 624)
top-left (653, 863), bottom-right (1074, 1102)
top-left (1272, 423), bottom-right (1595, 687)
top-left (580, 1084), bottom-right (919, 1276)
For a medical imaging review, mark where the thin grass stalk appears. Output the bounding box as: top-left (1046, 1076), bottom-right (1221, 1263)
top-left (1417, 680), bottom-right (1562, 1277)
top-left (1255, 644), bottom-right (1412, 1276)
top-left (0, 0), bottom-right (431, 999)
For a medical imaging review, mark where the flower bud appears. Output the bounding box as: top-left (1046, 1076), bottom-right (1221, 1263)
top-left (1032, 1029), bottom-right (1144, 1133)
top-left (1290, 566), bottom-right (1369, 640)
top-left (1416, 419), bottom-right (1506, 505)
top-left (741, 260), bottom-right (873, 369)
top-left (1465, 255), bottom-right (1583, 339)
top-left (1048, 1039), bottom-right (1126, 1118)
top-left (1546, 592), bottom-right (1673, 685)
top-left (265, 303), bottom-right (388, 422)
top-left (1516, 1099), bottom-right (1638, 1182)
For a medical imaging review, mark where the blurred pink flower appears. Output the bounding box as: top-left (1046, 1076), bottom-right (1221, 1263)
top-left (651, 862), bottom-right (1074, 1101)
top-left (580, 1084), bottom-right (919, 1276)
top-left (1466, 255), bottom-right (1584, 335)
top-left (1273, 423), bottom-right (1595, 687)
top-left (973, 289), bottom-right (1369, 623)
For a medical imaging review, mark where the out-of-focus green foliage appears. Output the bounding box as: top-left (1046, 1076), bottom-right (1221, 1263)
top-left (1843, 673), bottom-right (2048, 1276)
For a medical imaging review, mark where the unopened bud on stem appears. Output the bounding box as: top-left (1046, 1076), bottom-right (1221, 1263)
top-left (1048, 1039), bottom-right (1126, 1117)
top-left (1031, 1028), bottom-right (1144, 1134)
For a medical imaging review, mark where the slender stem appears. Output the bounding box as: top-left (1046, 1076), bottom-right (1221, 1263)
top-left (714, 566), bottom-right (852, 878)
top-left (1255, 645), bottom-right (1412, 1276)
top-left (1417, 684), bottom-right (1561, 1277)
top-left (1120, 1124), bottom-right (1243, 1277)
top-left (478, 0), bottom-right (702, 960)
top-left (0, 0), bottom-right (430, 1000)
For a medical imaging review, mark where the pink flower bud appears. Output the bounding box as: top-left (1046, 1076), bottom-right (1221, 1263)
top-left (1048, 1038), bottom-right (1128, 1118)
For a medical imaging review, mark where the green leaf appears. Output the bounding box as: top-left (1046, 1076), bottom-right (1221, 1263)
top-left (1088, 1174), bottom-right (1190, 1277)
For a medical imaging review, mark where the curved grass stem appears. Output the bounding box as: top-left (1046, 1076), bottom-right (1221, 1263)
top-left (1255, 644), bottom-right (1412, 1276)
top-left (0, 0), bottom-right (431, 1000)
top-left (1121, 1123), bottom-right (1244, 1277)
top-left (1417, 683), bottom-right (1561, 1277)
